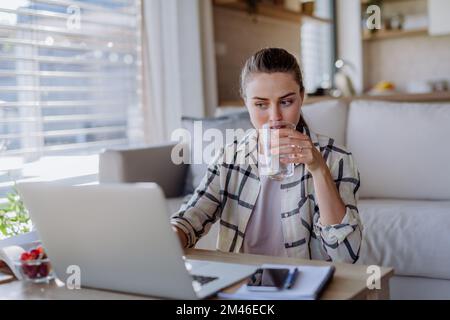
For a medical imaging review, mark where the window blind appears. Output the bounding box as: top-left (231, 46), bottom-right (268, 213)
top-left (0, 0), bottom-right (144, 198)
top-left (300, 0), bottom-right (334, 94)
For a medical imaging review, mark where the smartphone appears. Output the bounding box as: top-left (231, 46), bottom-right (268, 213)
top-left (246, 268), bottom-right (290, 291)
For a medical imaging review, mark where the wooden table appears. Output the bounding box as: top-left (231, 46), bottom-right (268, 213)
top-left (0, 249), bottom-right (393, 300)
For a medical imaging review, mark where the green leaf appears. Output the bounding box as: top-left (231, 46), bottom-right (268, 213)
top-left (0, 185), bottom-right (31, 238)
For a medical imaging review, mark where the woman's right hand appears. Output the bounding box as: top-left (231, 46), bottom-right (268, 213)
top-left (172, 226), bottom-right (188, 248)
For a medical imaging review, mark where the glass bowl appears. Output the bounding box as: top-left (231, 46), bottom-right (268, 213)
top-left (14, 258), bottom-right (55, 283)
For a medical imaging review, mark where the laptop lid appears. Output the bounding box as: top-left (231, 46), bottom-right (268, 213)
top-left (17, 182), bottom-right (199, 299)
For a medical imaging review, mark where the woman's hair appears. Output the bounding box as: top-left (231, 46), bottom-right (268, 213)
top-left (240, 47), bottom-right (308, 130)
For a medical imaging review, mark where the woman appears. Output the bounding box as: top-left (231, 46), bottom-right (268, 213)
top-left (171, 48), bottom-right (362, 263)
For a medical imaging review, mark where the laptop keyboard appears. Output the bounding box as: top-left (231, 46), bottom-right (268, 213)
top-left (192, 275), bottom-right (218, 286)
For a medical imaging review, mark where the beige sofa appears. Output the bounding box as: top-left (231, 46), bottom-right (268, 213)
top-left (99, 96), bottom-right (450, 299)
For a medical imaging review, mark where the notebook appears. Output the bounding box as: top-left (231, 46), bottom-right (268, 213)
top-left (0, 231), bottom-right (39, 251)
top-left (218, 263), bottom-right (335, 300)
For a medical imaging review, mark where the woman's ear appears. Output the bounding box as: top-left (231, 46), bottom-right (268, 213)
top-left (242, 96), bottom-right (249, 109)
top-left (300, 89), bottom-right (305, 104)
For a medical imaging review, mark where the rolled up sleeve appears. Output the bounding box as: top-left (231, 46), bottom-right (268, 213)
top-left (170, 151), bottom-right (223, 248)
top-left (313, 154), bottom-right (363, 264)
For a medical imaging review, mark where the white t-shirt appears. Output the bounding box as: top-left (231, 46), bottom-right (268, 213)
top-left (241, 175), bottom-right (288, 257)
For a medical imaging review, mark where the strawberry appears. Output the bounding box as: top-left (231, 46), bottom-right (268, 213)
top-left (37, 247), bottom-right (47, 259)
top-left (28, 266), bottom-right (38, 279)
top-left (20, 252), bottom-right (31, 261)
top-left (22, 264), bottom-right (37, 278)
top-left (20, 247), bottom-right (51, 280)
top-left (38, 263), bottom-right (49, 277)
top-left (30, 249), bottom-right (40, 260)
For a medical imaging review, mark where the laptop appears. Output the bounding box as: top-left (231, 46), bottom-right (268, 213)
top-left (16, 182), bottom-right (257, 299)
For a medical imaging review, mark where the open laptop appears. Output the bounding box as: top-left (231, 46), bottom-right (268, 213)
top-left (16, 182), bottom-right (257, 299)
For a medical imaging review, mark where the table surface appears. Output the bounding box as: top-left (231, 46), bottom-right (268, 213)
top-left (0, 249), bottom-right (394, 300)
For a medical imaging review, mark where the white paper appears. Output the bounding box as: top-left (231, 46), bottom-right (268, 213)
top-left (0, 245), bottom-right (26, 280)
top-left (0, 231), bottom-right (39, 250)
top-left (217, 264), bottom-right (335, 300)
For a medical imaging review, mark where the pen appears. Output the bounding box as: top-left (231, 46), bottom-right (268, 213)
top-left (286, 268), bottom-right (299, 289)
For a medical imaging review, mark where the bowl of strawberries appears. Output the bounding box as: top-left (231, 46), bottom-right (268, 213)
top-left (15, 246), bottom-right (55, 283)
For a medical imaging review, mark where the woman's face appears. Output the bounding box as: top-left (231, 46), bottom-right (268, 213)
top-left (244, 72), bottom-right (304, 129)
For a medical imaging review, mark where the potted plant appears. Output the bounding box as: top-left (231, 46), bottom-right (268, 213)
top-left (0, 187), bottom-right (32, 239)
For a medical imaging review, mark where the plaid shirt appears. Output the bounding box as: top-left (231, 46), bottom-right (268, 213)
top-left (171, 125), bottom-right (363, 263)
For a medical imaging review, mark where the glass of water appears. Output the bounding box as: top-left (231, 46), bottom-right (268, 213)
top-left (258, 120), bottom-right (296, 180)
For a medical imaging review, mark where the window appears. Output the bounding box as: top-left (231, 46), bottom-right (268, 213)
top-left (0, 0), bottom-right (144, 200)
top-left (300, 0), bottom-right (335, 94)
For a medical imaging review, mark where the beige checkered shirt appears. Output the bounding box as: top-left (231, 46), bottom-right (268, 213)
top-left (171, 125), bottom-right (363, 263)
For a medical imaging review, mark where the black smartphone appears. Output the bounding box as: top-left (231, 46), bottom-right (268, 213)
top-left (246, 268), bottom-right (290, 291)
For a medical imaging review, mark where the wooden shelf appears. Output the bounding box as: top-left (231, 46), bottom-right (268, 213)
top-left (355, 91), bottom-right (450, 102)
top-left (361, 0), bottom-right (421, 4)
top-left (213, 1), bottom-right (332, 24)
top-left (362, 28), bottom-right (428, 40)
top-left (219, 100), bottom-right (244, 107)
top-left (218, 92), bottom-right (450, 108)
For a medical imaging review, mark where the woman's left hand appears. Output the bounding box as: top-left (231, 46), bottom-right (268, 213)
top-left (271, 128), bottom-right (326, 174)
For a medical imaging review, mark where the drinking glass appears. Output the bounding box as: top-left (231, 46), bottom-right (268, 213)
top-left (259, 120), bottom-right (296, 180)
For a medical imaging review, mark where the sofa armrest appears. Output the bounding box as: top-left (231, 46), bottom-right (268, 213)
top-left (99, 143), bottom-right (188, 198)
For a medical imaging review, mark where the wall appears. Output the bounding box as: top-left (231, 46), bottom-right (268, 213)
top-left (362, 0), bottom-right (450, 92)
top-left (429, 0), bottom-right (450, 36)
top-left (213, 6), bottom-right (301, 103)
top-left (335, 0), bottom-right (450, 94)
top-left (336, 0), bottom-right (364, 94)
top-left (200, 0), bottom-right (219, 117)
top-left (176, 0), bottom-right (206, 118)
top-left (363, 34), bottom-right (450, 91)
top-left (143, 0), bottom-right (207, 141)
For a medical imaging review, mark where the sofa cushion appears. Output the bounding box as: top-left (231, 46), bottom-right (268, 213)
top-left (358, 199), bottom-right (450, 280)
top-left (166, 197), bottom-right (186, 216)
top-left (99, 143), bottom-right (188, 198)
top-left (347, 100), bottom-right (450, 200)
top-left (181, 112), bottom-right (253, 194)
top-left (302, 99), bottom-right (348, 146)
